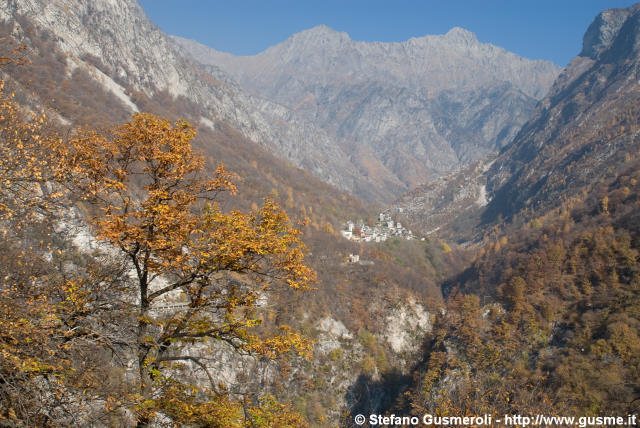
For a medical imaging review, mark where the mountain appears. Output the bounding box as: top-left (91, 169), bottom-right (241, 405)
top-left (0, 1), bottom-right (461, 425)
top-left (382, 5), bottom-right (640, 420)
top-left (482, 4), bottom-right (640, 224)
top-left (173, 27), bottom-right (561, 201)
top-left (2, 0), bottom-right (639, 425)
top-left (179, 25), bottom-right (556, 99)
top-left (0, 0), bottom-right (390, 200)
top-left (395, 4), bottom-right (640, 241)
top-left (0, 1), bottom-right (561, 204)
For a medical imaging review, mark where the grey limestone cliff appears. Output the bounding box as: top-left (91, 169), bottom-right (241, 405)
top-left (173, 26), bottom-right (561, 201)
top-left (0, 0), bottom-right (382, 199)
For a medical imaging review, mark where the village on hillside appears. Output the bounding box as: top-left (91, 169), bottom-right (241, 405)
top-left (340, 212), bottom-right (417, 243)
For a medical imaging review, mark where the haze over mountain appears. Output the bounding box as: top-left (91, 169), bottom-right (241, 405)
top-left (173, 26), bottom-right (561, 201)
top-left (394, 3), bottom-right (640, 242)
top-left (2, 0), bottom-right (640, 426)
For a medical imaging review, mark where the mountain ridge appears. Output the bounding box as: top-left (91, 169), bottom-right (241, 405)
top-left (173, 25), bottom-right (561, 201)
top-left (393, 3), bottom-right (640, 242)
top-left (174, 24), bottom-right (559, 99)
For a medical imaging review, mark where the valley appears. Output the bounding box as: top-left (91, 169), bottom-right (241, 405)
top-left (0, 1), bottom-right (639, 427)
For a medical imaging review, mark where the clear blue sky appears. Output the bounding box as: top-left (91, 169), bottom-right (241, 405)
top-left (139, 1), bottom-right (638, 66)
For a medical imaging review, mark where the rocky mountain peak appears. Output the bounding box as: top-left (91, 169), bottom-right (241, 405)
top-left (580, 7), bottom-right (633, 59)
top-left (276, 24), bottom-right (352, 52)
top-left (174, 21), bottom-right (561, 202)
top-left (298, 24), bottom-right (349, 39)
top-left (477, 3), bottom-right (640, 228)
top-left (444, 26), bottom-right (478, 45)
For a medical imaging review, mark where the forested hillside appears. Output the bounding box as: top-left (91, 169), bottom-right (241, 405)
top-left (384, 3), bottom-right (640, 422)
top-left (0, 5), bottom-right (459, 427)
top-left (2, 1), bottom-right (640, 427)
top-left (396, 162), bottom-right (640, 418)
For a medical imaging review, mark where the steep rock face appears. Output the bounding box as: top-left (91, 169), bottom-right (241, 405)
top-left (173, 27), bottom-right (560, 199)
top-left (431, 83), bottom-right (537, 162)
top-left (3, 0), bottom-right (182, 94)
top-left (395, 4), bottom-right (640, 239)
top-left (0, 0), bottom-right (381, 199)
top-left (482, 3), bottom-right (640, 224)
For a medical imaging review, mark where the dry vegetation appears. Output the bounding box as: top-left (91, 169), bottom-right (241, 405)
top-left (391, 121), bottom-right (640, 418)
top-left (0, 23), bottom-right (450, 427)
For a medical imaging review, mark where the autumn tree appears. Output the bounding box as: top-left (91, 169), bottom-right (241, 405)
top-left (68, 113), bottom-right (315, 426)
top-left (0, 81), bottom-right (132, 425)
top-left (0, 83), bottom-right (69, 224)
top-left (0, 83), bottom-right (65, 424)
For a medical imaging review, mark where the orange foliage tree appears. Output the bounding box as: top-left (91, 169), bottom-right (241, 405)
top-left (67, 113), bottom-right (315, 426)
top-left (0, 82), bottom-right (67, 224)
top-left (0, 83), bottom-right (127, 425)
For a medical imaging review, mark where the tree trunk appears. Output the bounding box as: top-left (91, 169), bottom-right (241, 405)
top-left (136, 264), bottom-right (153, 427)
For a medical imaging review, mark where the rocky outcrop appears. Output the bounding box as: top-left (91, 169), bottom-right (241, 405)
top-left (580, 7), bottom-right (631, 59)
top-left (482, 3), bottom-right (640, 224)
